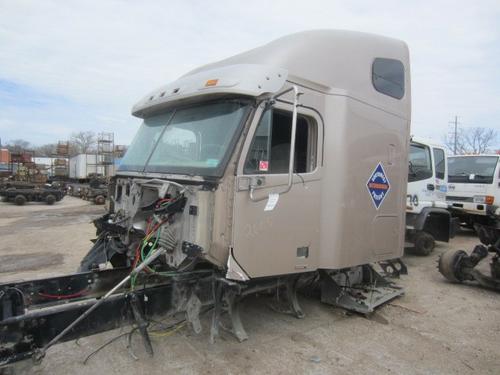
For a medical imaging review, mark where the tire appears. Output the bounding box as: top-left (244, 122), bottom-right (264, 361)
top-left (438, 249), bottom-right (467, 283)
top-left (14, 195), bottom-right (27, 206)
top-left (46, 194), bottom-right (56, 205)
top-left (94, 195), bottom-right (105, 205)
top-left (1, 196), bottom-right (9, 203)
top-left (414, 231), bottom-right (435, 256)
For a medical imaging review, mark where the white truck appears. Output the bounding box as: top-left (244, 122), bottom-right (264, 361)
top-left (406, 137), bottom-right (453, 255)
top-left (447, 154), bottom-right (500, 226)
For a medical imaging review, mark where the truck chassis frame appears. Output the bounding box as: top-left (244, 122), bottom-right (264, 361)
top-left (0, 263), bottom-right (404, 368)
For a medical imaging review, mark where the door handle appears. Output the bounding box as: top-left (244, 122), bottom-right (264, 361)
top-left (249, 176), bottom-right (268, 202)
top-left (427, 184), bottom-right (435, 191)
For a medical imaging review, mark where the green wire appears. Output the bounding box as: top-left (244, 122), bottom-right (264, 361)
top-left (131, 228), bottom-right (161, 290)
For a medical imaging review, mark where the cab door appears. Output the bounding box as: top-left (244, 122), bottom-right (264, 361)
top-left (431, 146), bottom-right (448, 207)
top-left (407, 142), bottom-right (435, 212)
top-left (231, 101), bottom-right (322, 278)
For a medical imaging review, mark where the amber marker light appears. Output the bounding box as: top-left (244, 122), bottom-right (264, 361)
top-left (205, 79), bottom-right (219, 87)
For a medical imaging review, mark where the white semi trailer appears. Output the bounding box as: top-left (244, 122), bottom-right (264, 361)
top-left (0, 30), bottom-right (411, 366)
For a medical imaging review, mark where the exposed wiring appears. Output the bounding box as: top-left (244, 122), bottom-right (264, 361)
top-left (130, 213), bottom-right (170, 290)
top-left (126, 329), bottom-right (139, 361)
top-left (83, 327), bottom-right (138, 365)
top-left (38, 289), bottom-right (88, 300)
top-left (148, 321), bottom-right (187, 338)
top-left (83, 316), bottom-right (191, 364)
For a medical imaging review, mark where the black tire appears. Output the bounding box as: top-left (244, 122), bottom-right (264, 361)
top-left (438, 249), bottom-right (467, 283)
top-left (46, 194), bottom-right (56, 205)
top-left (14, 195), bottom-right (26, 206)
top-left (94, 195), bottom-right (105, 205)
top-left (414, 231), bottom-right (435, 256)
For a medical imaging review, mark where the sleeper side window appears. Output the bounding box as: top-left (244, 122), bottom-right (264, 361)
top-left (433, 148), bottom-right (446, 179)
top-left (372, 58), bottom-right (405, 99)
top-left (244, 109), bottom-right (317, 175)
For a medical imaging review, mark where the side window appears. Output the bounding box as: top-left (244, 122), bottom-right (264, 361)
top-left (408, 143), bottom-right (433, 182)
top-left (372, 58), bottom-right (405, 99)
top-left (244, 109), bottom-right (317, 174)
top-left (433, 148), bottom-right (446, 179)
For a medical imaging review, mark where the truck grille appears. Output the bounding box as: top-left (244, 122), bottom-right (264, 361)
top-left (446, 196), bottom-right (473, 202)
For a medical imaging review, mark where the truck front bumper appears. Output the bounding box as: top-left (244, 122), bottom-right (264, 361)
top-left (447, 200), bottom-right (490, 216)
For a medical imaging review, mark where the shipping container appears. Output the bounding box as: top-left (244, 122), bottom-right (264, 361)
top-left (69, 154), bottom-right (105, 179)
top-left (0, 149), bottom-right (11, 164)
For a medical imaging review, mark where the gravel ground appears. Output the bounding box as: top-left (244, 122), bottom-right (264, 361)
top-left (0, 197), bottom-right (499, 375)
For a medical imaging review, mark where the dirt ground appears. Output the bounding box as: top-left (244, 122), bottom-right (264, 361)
top-left (0, 197), bottom-right (499, 375)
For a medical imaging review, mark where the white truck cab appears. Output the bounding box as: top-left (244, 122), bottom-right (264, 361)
top-left (447, 154), bottom-right (500, 226)
top-left (406, 137), bottom-right (453, 255)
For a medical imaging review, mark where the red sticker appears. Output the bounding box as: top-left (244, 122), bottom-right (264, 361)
top-left (259, 160), bottom-right (269, 171)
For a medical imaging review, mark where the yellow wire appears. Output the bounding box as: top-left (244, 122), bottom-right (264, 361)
top-left (149, 322), bottom-right (187, 338)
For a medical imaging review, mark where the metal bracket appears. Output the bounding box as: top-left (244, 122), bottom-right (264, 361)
top-left (186, 293), bottom-right (202, 334)
top-left (320, 266), bottom-right (404, 315)
top-left (209, 281), bottom-right (248, 343)
top-left (378, 258), bottom-right (408, 278)
top-left (129, 293), bottom-right (154, 357)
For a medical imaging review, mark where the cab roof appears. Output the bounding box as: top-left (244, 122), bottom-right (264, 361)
top-left (448, 154), bottom-right (499, 158)
top-left (133, 30), bottom-right (410, 119)
top-left (410, 136), bottom-right (445, 149)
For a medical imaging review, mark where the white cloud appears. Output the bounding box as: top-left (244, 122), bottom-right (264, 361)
top-left (0, 0), bottom-right (499, 146)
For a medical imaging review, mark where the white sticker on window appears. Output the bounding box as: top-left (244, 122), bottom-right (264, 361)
top-left (264, 193), bottom-right (279, 211)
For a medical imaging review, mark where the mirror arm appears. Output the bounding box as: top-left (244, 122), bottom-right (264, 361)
top-left (249, 85), bottom-right (301, 202)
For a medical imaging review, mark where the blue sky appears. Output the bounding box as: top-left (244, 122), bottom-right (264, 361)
top-left (1, 0), bottom-right (499, 147)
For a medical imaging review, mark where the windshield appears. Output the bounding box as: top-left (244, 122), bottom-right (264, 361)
top-left (408, 143), bottom-right (433, 182)
top-left (448, 156), bottom-right (498, 184)
top-left (119, 100), bottom-right (250, 177)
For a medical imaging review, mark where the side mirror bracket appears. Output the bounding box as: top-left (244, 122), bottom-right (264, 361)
top-left (249, 85), bottom-right (302, 202)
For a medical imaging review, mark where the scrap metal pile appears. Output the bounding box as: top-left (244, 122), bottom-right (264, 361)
top-left (0, 181), bottom-right (65, 206)
top-left (439, 217), bottom-right (500, 291)
top-left (67, 177), bottom-right (108, 205)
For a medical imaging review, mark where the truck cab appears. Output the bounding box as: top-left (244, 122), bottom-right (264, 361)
top-left (447, 154), bottom-right (500, 226)
top-left (406, 137), bottom-right (452, 255)
top-left (0, 31), bottom-right (414, 366)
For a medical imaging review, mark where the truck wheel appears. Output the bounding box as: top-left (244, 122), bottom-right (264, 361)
top-left (1, 196), bottom-right (9, 202)
top-left (94, 195), bottom-right (105, 205)
top-left (438, 249), bottom-right (467, 283)
top-left (14, 195), bottom-right (27, 206)
top-left (414, 231), bottom-right (435, 256)
top-left (46, 194), bottom-right (56, 205)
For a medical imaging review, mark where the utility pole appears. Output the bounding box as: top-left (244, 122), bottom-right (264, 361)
top-left (448, 116), bottom-right (459, 155)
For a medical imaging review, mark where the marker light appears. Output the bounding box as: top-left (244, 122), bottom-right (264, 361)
top-left (473, 195), bottom-right (495, 205)
top-left (205, 79), bottom-right (218, 87)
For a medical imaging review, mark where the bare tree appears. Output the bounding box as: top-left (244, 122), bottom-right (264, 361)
top-left (34, 143), bottom-right (57, 157)
top-left (6, 139), bottom-right (31, 152)
top-left (70, 131), bottom-right (96, 154)
top-left (444, 127), bottom-right (498, 155)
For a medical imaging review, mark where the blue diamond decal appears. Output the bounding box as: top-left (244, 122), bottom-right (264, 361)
top-left (366, 163), bottom-right (390, 209)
